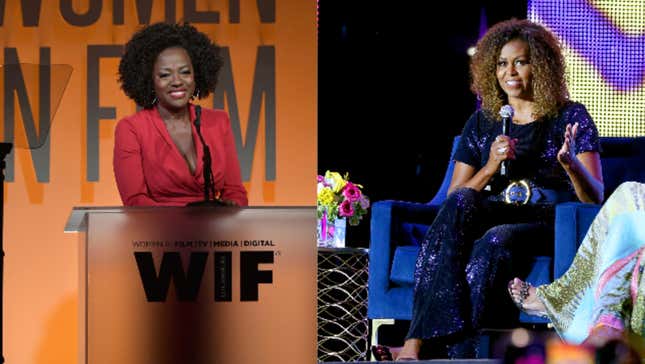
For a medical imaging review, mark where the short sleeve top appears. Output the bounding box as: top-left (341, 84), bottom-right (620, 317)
top-left (454, 102), bottom-right (601, 195)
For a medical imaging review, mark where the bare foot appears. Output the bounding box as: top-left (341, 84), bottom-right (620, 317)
top-left (508, 277), bottom-right (548, 317)
top-left (582, 325), bottom-right (623, 348)
top-left (396, 338), bottom-right (421, 361)
top-left (387, 346), bottom-right (402, 359)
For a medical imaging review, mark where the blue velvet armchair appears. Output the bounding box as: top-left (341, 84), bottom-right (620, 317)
top-left (368, 136), bottom-right (645, 340)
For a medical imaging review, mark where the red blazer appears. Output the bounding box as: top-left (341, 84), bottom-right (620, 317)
top-left (113, 105), bottom-right (248, 206)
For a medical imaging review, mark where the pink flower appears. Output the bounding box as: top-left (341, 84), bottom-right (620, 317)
top-left (342, 182), bottom-right (361, 202)
top-left (338, 200), bottom-right (355, 217)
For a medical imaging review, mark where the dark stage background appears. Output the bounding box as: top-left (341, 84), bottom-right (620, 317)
top-left (318, 1), bottom-right (528, 247)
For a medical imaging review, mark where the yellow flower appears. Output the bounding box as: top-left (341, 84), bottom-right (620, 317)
top-left (324, 170), bottom-right (347, 193)
top-left (318, 187), bottom-right (335, 206)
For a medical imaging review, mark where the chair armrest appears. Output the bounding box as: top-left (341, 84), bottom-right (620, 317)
top-left (368, 200), bottom-right (440, 319)
top-left (554, 202), bottom-right (601, 279)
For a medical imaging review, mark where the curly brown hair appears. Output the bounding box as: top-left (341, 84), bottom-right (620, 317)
top-left (118, 22), bottom-right (223, 109)
top-left (470, 19), bottom-right (568, 120)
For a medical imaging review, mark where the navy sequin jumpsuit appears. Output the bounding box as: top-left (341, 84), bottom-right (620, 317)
top-left (406, 103), bottom-right (600, 358)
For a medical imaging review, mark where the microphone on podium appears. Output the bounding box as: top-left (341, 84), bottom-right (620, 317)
top-left (188, 105), bottom-right (226, 206)
top-left (499, 105), bottom-right (514, 177)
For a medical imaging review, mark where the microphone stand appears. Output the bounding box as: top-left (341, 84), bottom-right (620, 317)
top-left (187, 106), bottom-right (226, 207)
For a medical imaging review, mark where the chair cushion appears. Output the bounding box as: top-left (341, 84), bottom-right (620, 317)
top-left (390, 246), bottom-right (420, 286)
top-left (395, 222), bottom-right (430, 247)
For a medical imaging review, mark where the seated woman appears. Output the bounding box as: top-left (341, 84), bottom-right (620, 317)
top-left (374, 18), bottom-right (603, 361)
top-left (509, 181), bottom-right (645, 347)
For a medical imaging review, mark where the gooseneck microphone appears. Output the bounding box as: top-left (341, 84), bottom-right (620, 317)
top-left (188, 105), bottom-right (225, 206)
top-left (499, 105), bottom-right (514, 177)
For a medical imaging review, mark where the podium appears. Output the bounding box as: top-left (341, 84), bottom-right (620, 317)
top-left (65, 206), bottom-right (317, 364)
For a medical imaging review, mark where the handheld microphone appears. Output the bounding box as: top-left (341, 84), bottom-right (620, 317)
top-left (499, 105), bottom-right (514, 177)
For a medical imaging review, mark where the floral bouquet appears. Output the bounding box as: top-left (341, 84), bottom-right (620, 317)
top-left (317, 171), bottom-right (370, 246)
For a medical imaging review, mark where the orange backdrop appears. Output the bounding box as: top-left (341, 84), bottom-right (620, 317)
top-left (0, 1), bottom-right (316, 363)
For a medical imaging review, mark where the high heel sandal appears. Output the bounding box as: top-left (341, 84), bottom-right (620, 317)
top-left (371, 345), bottom-right (393, 361)
top-left (508, 279), bottom-right (548, 318)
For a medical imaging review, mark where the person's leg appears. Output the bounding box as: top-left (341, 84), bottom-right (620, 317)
top-left (535, 182), bottom-right (645, 342)
top-left (403, 188), bottom-right (486, 359)
top-left (585, 212), bottom-right (645, 345)
top-left (467, 222), bottom-right (548, 328)
top-left (396, 338), bottom-right (422, 361)
top-left (450, 221), bottom-right (549, 359)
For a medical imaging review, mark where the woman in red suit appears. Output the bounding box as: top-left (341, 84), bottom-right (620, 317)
top-left (114, 22), bottom-right (248, 206)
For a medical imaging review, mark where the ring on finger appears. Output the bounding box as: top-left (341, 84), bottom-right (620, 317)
top-left (497, 146), bottom-right (507, 154)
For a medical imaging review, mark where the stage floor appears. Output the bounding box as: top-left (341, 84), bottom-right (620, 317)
top-left (323, 360), bottom-right (501, 364)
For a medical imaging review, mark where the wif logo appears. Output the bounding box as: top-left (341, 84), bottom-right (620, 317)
top-left (134, 251), bottom-right (274, 302)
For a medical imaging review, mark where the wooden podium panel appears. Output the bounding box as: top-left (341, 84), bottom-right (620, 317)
top-left (67, 207), bottom-right (317, 364)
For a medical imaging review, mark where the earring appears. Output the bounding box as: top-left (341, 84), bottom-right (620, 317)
top-left (193, 89), bottom-right (200, 99)
top-left (152, 96), bottom-right (157, 105)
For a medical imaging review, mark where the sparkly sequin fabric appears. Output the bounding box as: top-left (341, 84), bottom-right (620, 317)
top-left (406, 103), bottom-right (601, 358)
top-left (407, 188), bottom-right (553, 355)
top-left (455, 102), bottom-right (600, 194)
top-left (536, 182), bottom-right (645, 344)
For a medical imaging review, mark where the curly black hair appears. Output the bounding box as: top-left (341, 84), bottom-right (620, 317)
top-left (470, 19), bottom-right (569, 120)
top-left (118, 22), bottom-right (223, 109)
